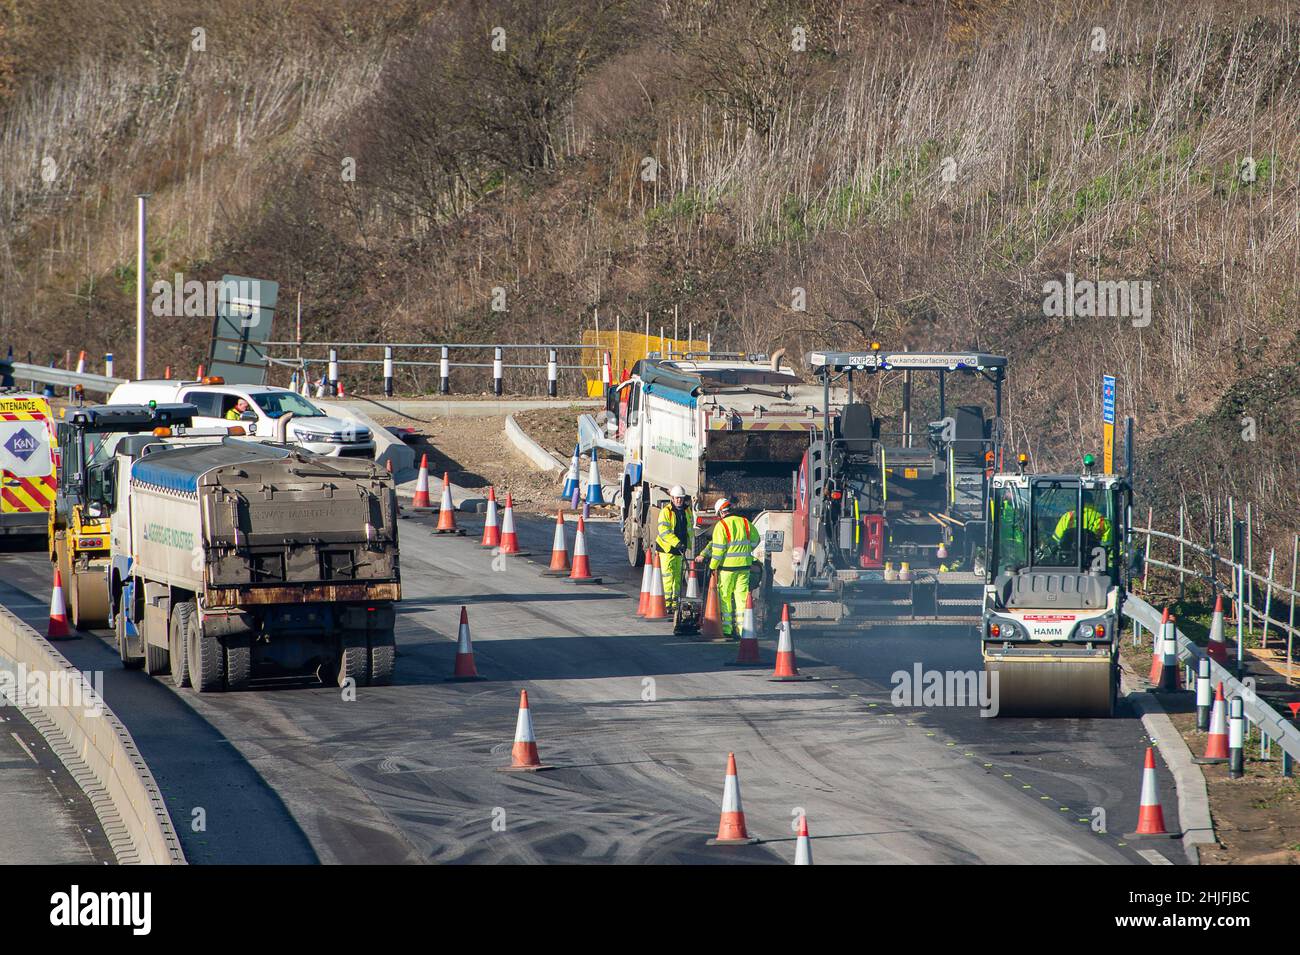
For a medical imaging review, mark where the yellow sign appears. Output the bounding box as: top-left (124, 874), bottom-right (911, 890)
top-left (1103, 422), bottom-right (1114, 474)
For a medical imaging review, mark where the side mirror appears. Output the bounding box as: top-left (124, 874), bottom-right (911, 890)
top-left (239, 410), bottom-right (257, 421)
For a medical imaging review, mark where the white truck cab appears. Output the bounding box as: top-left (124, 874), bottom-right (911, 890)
top-left (108, 379), bottom-right (375, 458)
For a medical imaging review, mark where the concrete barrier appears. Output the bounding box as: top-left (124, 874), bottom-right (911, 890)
top-left (314, 399), bottom-right (416, 481)
top-left (0, 604), bottom-right (185, 865)
top-left (504, 414), bottom-right (565, 472)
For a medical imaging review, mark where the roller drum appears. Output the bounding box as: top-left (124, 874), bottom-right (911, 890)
top-left (984, 654), bottom-right (1115, 718)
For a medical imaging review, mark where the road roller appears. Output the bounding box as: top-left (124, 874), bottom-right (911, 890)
top-left (981, 456), bottom-right (1132, 717)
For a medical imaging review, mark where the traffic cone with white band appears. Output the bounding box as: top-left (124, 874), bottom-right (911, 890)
top-left (769, 604), bottom-right (809, 682)
top-left (450, 606), bottom-right (483, 681)
top-left (47, 569), bottom-right (71, 639)
top-left (480, 487), bottom-right (500, 548)
top-left (543, 510), bottom-right (571, 576)
top-left (499, 690), bottom-right (552, 772)
top-left (411, 454), bottom-right (432, 509)
top-left (1124, 746), bottom-right (1172, 838)
top-left (435, 472), bottom-right (459, 533)
top-left (706, 753), bottom-right (760, 846)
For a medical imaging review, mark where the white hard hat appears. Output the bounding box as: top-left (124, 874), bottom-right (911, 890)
top-left (714, 498), bottom-right (731, 514)
top-left (669, 485), bottom-right (686, 498)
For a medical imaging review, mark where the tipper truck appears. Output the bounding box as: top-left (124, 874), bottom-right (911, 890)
top-left (605, 351), bottom-right (842, 565)
top-left (106, 438), bottom-right (400, 691)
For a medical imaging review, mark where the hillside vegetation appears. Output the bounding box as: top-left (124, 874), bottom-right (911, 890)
top-left (1, 0), bottom-right (1296, 568)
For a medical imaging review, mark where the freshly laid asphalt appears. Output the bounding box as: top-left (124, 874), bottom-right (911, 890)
top-left (0, 505), bottom-right (1183, 864)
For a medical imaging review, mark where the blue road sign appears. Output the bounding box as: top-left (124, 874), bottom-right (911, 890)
top-left (1102, 375), bottom-right (1116, 424)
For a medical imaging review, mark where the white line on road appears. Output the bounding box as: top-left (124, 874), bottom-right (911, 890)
top-left (1137, 848), bottom-right (1173, 865)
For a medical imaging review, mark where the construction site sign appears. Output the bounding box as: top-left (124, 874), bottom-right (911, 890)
top-left (1102, 374), bottom-right (1116, 474)
top-left (208, 275), bottom-right (278, 385)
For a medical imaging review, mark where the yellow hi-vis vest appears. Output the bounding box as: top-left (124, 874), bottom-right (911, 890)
top-left (1054, 505), bottom-right (1112, 544)
top-left (709, 514), bottom-right (758, 571)
top-left (655, 503), bottom-right (695, 554)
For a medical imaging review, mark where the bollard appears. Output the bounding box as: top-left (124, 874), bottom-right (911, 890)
top-left (1228, 696), bottom-right (1245, 779)
top-left (327, 348), bottom-right (338, 394)
top-left (1195, 658), bottom-right (1211, 732)
top-left (1260, 729), bottom-right (1271, 761)
top-left (493, 346), bottom-right (503, 396)
top-left (547, 348), bottom-right (558, 398)
top-left (104, 352), bottom-right (114, 378)
top-left (439, 346), bottom-right (450, 395)
top-left (383, 346), bottom-right (394, 398)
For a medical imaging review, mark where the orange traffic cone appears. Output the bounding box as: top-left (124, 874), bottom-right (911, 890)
top-left (794, 814), bottom-right (812, 865)
top-left (47, 568), bottom-right (71, 639)
top-left (731, 592), bottom-right (761, 665)
top-left (543, 510), bottom-right (571, 576)
top-left (498, 492), bottom-right (526, 553)
top-left (700, 572), bottom-right (723, 639)
top-left (643, 550), bottom-right (667, 619)
top-left (1195, 683), bottom-right (1230, 763)
top-left (480, 487), bottom-right (500, 548)
top-left (411, 454), bottom-right (432, 508)
top-left (706, 753), bottom-right (760, 846)
top-left (1207, 595), bottom-right (1228, 664)
top-left (769, 604), bottom-right (809, 681)
top-left (196, 363), bottom-right (205, 379)
top-left (450, 606), bottom-right (483, 681)
top-left (435, 472), bottom-right (459, 533)
top-left (1148, 607), bottom-right (1171, 685)
top-left (336, 380), bottom-right (345, 398)
top-left (163, 365), bottom-right (172, 380)
top-left (1124, 746), bottom-right (1173, 838)
top-left (498, 689), bottom-right (553, 772)
top-left (636, 558), bottom-right (653, 617)
top-left (568, 516), bottom-right (600, 583)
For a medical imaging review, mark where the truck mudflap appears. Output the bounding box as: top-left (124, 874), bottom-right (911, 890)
top-left (203, 580), bottom-right (401, 608)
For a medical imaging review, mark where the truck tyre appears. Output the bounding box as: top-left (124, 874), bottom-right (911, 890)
top-left (368, 628), bottom-right (396, 687)
top-left (116, 608), bottom-right (144, 670)
top-left (184, 603), bottom-right (222, 692)
top-left (145, 638), bottom-right (169, 676)
top-left (169, 603), bottom-right (191, 687)
top-left (622, 490), bottom-right (646, 567)
top-left (337, 633), bottom-right (370, 688)
top-left (223, 632), bottom-right (251, 691)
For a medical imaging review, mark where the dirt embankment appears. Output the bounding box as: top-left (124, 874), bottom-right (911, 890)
top-left (368, 405), bottom-right (620, 515)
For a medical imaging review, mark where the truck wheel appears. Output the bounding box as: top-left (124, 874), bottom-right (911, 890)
top-left (169, 603), bottom-right (191, 687)
top-left (622, 490), bottom-right (646, 567)
top-left (223, 633), bottom-right (251, 691)
top-left (368, 628), bottom-right (396, 687)
top-left (337, 634), bottom-right (370, 688)
top-left (117, 608), bottom-right (143, 670)
top-left (145, 639), bottom-right (169, 676)
top-left (183, 603), bottom-right (222, 692)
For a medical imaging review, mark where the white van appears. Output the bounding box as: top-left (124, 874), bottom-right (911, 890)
top-left (108, 379), bottom-right (375, 458)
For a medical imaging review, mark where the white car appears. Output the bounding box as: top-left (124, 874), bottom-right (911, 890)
top-left (108, 379), bottom-right (376, 458)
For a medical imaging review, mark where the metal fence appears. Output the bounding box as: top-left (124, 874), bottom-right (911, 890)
top-left (1132, 508), bottom-right (1299, 683)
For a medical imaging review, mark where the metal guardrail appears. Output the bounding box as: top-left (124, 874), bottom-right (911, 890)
top-left (8, 362), bottom-right (124, 394)
top-left (1131, 516), bottom-right (1299, 681)
top-left (1124, 593), bottom-right (1298, 776)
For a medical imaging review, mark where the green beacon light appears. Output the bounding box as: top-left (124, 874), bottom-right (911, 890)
top-left (148, 399), bottom-right (157, 409)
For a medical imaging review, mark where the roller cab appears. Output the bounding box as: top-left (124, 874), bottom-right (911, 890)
top-left (982, 467), bottom-right (1131, 717)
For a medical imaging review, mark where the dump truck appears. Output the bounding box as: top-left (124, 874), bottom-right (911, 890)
top-left (105, 438), bottom-right (400, 691)
top-left (50, 401), bottom-right (202, 628)
top-left (0, 391), bottom-right (58, 539)
top-left (761, 348), bottom-right (1006, 629)
top-left (981, 457), bottom-right (1132, 717)
top-left (604, 352), bottom-right (843, 565)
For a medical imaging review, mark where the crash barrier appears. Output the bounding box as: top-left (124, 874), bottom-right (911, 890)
top-left (0, 603), bottom-right (186, 864)
top-left (1124, 593), bottom-right (1300, 778)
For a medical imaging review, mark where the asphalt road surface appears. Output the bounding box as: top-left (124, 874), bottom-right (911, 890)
top-left (0, 506), bottom-right (1183, 864)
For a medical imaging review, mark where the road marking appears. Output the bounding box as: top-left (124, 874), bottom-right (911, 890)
top-left (11, 731), bottom-right (38, 764)
top-left (1137, 848), bottom-right (1173, 865)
